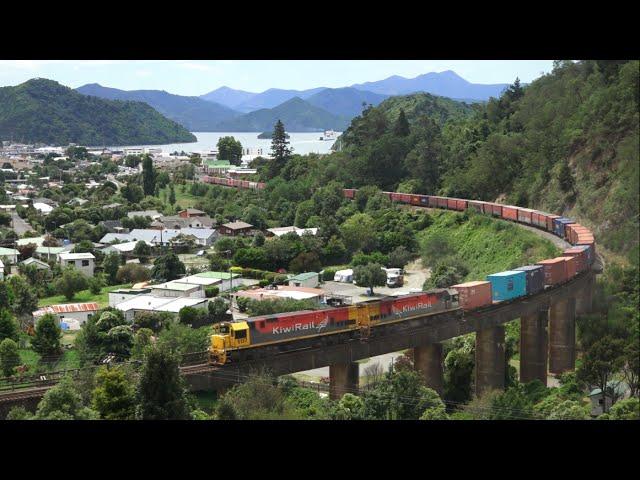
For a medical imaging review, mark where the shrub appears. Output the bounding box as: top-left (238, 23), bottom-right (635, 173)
top-left (205, 286), bottom-right (219, 298)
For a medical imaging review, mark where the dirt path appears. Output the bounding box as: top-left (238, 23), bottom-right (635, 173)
top-left (403, 258), bottom-right (430, 290)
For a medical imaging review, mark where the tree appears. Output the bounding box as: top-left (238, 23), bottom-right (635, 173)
top-left (605, 397), bottom-right (639, 420)
top-left (56, 266), bottom-right (89, 300)
top-left (121, 182), bottom-right (144, 204)
top-left (621, 341), bottom-right (639, 398)
top-left (546, 400), bottom-right (590, 420)
top-left (341, 213), bottom-right (376, 253)
top-left (151, 253), bottom-right (185, 282)
top-left (387, 246), bottom-right (412, 269)
top-left (488, 386), bottom-right (534, 420)
top-left (443, 343), bottom-right (475, 403)
top-left (577, 335), bottom-right (626, 413)
top-left (142, 154), bottom-right (155, 196)
top-left (353, 263), bottom-right (387, 295)
top-left (168, 183), bottom-right (176, 206)
top-left (116, 263), bottom-right (151, 284)
top-left (6, 276), bottom-right (38, 318)
top-left (132, 241), bottom-right (152, 264)
top-left (88, 275), bottom-right (104, 295)
top-left (208, 297), bottom-right (230, 323)
top-left (268, 120), bottom-right (293, 179)
top-left (35, 375), bottom-right (99, 420)
top-left (393, 109), bottom-right (410, 137)
top-left (217, 136), bottom-right (243, 166)
top-left (102, 252), bottom-right (122, 285)
top-left (135, 345), bottom-right (192, 420)
top-left (31, 313), bottom-right (62, 357)
top-left (0, 338), bottom-right (20, 376)
top-left (288, 251), bottom-right (321, 274)
top-left (0, 309), bottom-right (19, 342)
top-left (91, 366), bottom-right (136, 420)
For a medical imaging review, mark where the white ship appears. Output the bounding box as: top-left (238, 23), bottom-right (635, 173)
top-left (319, 130), bottom-right (336, 141)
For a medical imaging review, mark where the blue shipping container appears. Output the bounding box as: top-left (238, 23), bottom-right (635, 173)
top-left (486, 270), bottom-right (527, 302)
top-left (553, 217), bottom-right (575, 238)
top-left (513, 265), bottom-right (544, 295)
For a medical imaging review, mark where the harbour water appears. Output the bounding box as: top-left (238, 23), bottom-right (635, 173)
top-left (108, 132), bottom-right (340, 156)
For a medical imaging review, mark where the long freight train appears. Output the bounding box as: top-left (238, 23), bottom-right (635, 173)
top-left (203, 176), bottom-right (596, 365)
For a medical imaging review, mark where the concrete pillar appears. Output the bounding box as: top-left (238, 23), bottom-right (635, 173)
top-left (520, 311), bottom-right (548, 386)
top-left (576, 276), bottom-right (594, 315)
top-left (549, 297), bottom-right (576, 374)
top-left (329, 362), bottom-right (359, 400)
top-left (475, 326), bottom-right (505, 397)
top-left (414, 343), bottom-right (443, 395)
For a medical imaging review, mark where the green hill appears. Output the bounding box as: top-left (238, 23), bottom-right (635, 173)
top-left (0, 78), bottom-right (197, 146)
top-left (214, 97), bottom-right (350, 132)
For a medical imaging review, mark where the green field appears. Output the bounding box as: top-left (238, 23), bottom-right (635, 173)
top-left (38, 284), bottom-right (131, 308)
top-left (159, 184), bottom-right (200, 209)
top-left (418, 210), bottom-right (561, 282)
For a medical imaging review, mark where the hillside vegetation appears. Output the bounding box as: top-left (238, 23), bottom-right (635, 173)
top-left (0, 79), bottom-right (196, 145)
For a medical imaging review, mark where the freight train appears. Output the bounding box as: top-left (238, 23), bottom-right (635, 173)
top-left (203, 177), bottom-right (596, 365)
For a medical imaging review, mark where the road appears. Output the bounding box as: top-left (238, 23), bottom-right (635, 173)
top-left (11, 212), bottom-right (33, 235)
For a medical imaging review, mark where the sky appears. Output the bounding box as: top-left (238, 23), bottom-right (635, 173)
top-left (0, 60), bottom-right (555, 95)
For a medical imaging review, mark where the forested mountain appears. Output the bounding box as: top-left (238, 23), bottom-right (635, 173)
top-left (76, 83), bottom-right (239, 131)
top-left (214, 97), bottom-right (350, 132)
top-left (306, 87), bottom-right (390, 118)
top-left (0, 79), bottom-right (196, 146)
top-left (351, 70), bottom-right (509, 101)
top-left (329, 61), bottom-right (638, 261)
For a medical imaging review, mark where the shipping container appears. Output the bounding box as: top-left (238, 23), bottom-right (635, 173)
top-left (575, 244), bottom-right (594, 265)
top-left (502, 206), bottom-right (518, 221)
top-left (517, 208), bottom-right (534, 225)
top-left (537, 257), bottom-right (569, 286)
top-left (486, 270), bottom-right (527, 302)
top-left (482, 203), bottom-right (494, 215)
top-left (428, 196), bottom-right (439, 208)
top-left (563, 255), bottom-right (578, 280)
top-left (513, 265), bottom-right (544, 295)
top-left (491, 203), bottom-right (503, 217)
top-left (450, 281), bottom-right (493, 310)
top-left (456, 199), bottom-right (468, 211)
top-left (436, 197), bottom-right (448, 209)
top-left (553, 217), bottom-right (575, 238)
top-left (562, 248), bottom-right (587, 273)
top-left (536, 212), bottom-right (550, 229)
top-left (546, 214), bottom-right (560, 232)
top-left (447, 198), bottom-right (458, 210)
top-left (468, 200), bottom-right (485, 213)
top-left (418, 195), bottom-right (430, 206)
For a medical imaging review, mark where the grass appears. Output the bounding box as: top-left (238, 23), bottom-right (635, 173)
top-left (159, 184), bottom-right (200, 209)
top-left (38, 283), bottom-right (131, 308)
top-left (418, 210), bottom-right (561, 282)
top-left (192, 391), bottom-right (219, 414)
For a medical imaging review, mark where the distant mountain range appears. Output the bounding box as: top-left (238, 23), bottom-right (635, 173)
top-left (76, 83), bottom-right (238, 131)
top-left (350, 70), bottom-right (509, 100)
top-left (0, 79), bottom-right (195, 146)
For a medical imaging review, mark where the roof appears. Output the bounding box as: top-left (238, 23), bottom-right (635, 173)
top-left (588, 381), bottom-right (628, 397)
top-left (114, 294), bottom-right (206, 313)
top-left (151, 281), bottom-right (202, 291)
top-left (16, 236), bottom-right (46, 246)
top-left (35, 246), bottom-right (66, 255)
top-left (100, 233), bottom-right (133, 244)
top-left (288, 272), bottom-right (319, 281)
top-left (237, 286), bottom-right (324, 301)
top-left (127, 210), bottom-right (161, 219)
top-left (195, 271), bottom-right (240, 280)
top-left (59, 252), bottom-right (95, 260)
top-left (222, 221), bottom-right (253, 230)
top-left (267, 226), bottom-right (319, 237)
top-left (33, 302), bottom-right (99, 317)
top-left (206, 160), bottom-right (232, 168)
top-left (0, 247), bottom-right (19, 256)
top-left (180, 208), bottom-right (206, 215)
top-left (21, 257), bottom-right (50, 268)
top-left (173, 275), bottom-right (221, 286)
top-left (102, 240), bottom-right (152, 253)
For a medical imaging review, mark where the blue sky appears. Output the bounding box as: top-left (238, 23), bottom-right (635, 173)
top-left (0, 60), bottom-right (555, 95)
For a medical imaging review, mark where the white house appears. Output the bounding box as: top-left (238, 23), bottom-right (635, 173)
top-left (0, 247), bottom-right (19, 265)
top-left (150, 281), bottom-right (205, 299)
top-left (33, 202), bottom-right (54, 215)
top-left (108, 288), bottom-right (152, 307)
top-left (20, 257), bottom-right (51, 270)
top-left (59, 252), bottom-right (95, 277)
top-left (114, 295), bottom-right (208, 322)
top-left (32, 302), bottom-right (99, 330)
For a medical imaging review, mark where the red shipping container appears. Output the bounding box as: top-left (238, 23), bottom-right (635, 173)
top-left (451, 281), bottom-right (493, 310)
top-left (456, 199), bottom-right (467, 211)
top-left (437, 197), bottom-right (448, 209)
top-left (502, 206), bottom-right (518, 221)
top-left (547, 214), bottom-right (560, 232)
top-left (562, 248), bottom-right (587, 273)
top-left (428, 196), bottom-right (439, 208)
top-left (537, 258), bottom-right (568, 286)
top-left (482, 203), bottom-right (494, 215)
top-left (518, 208), bottom-right (534, 224)
top-left (536, 212), bottom-right (549, 229)
top-left (563, 255), bottom-right (578, 279)
top-left (447, 198), bottom-right (457, 210)
top-left (491, 204), bottom-right (503, 216)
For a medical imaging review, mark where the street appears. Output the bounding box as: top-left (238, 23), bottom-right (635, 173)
top-left (11, 211), bottom-right (33, 235)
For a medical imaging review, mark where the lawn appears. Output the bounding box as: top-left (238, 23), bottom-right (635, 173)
top-left (38, 283), bottom-right (131, 308)
top-left (159, 184), bottom-right (200, 209)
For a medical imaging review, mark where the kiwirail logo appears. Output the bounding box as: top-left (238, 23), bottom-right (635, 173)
top-left (272, 317), bottom-right (329, 335)
top-left (392, 302), bottom-right (433, 315)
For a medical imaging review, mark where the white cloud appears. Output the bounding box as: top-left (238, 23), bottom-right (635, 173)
top-left (178, 62), bottom-right (217, 72)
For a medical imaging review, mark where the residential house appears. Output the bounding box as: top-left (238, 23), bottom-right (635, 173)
top-left (32, 302), bottom-right (99, 330)
top-left (108, 287), bottom-right (152, 307)
top-left (234, 285), bottom-right (325, 304)
top-left (150, 280), bottom-right (205, 299)
top-left (176, 271), bottom-right (246, 292)
top-left (179, 208), bottom-right (206, 218)
top-left (20, 257), bottom-right (51, 270)
top-left (114, 295), bottom-right (208, 322)
top-left (218, 221), bottom-right (254, 237)
top-left (204, 159), bottom-right (232, 175)
top-left (33, 202), bottom-right (54, 215)
top-left (98, 220), bottom-right (128, 233)
top-left (34, 246), bottom-right (67, 262)
top-left (59, 252), bottom-right (95, 277)
top-left (158, 214), bottom-right (215, 229)
top-left (99, 233), bottom-right (133, 244)
top-left (16, 236), bottom-right (46, 247)
top-left (0, 247), bottom-right (19, 265)
top-left (588, 381), bottom-right (629, 416)
top-left (101, 240), bottom-right (153, 256)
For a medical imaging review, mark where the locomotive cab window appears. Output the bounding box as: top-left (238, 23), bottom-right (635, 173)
top-left (234, 329), bottom-right (247, 340)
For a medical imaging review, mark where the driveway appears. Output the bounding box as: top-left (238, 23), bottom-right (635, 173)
top-left (11, 212), bottom-right (34, 235)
